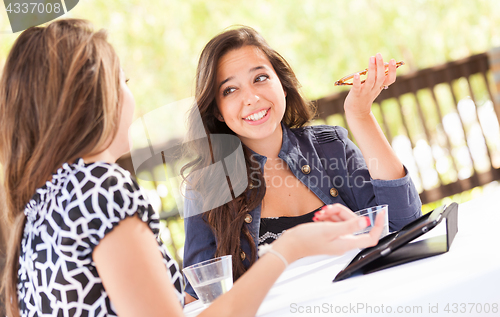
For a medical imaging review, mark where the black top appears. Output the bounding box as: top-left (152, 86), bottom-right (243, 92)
top-left (258, 205), bottom-right (325, 245)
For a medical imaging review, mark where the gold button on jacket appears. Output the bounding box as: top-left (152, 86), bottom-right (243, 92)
top-left (244, 214), bottom-right (253, 223)
top-left (301, 165), bottom-right (311, 174)
top-left (240, 251), bottom-right (246, 261)
top-left (330, 188), bottom-right (339, 197)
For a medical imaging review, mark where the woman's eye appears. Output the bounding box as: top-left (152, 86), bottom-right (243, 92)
top-left (223, 87), bottom-right (236, 96)
top-left (255, 75), bottom-right (269, 82)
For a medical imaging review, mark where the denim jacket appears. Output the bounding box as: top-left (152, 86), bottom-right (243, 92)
top-left (183, 124), bottom-right (422, 298)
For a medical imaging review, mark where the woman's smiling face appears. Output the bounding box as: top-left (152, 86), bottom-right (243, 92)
top-left (215, 45), bottom-right (286, 146)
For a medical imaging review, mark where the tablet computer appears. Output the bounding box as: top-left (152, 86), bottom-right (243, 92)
top-left (334, 203), bottom-right (456, 282)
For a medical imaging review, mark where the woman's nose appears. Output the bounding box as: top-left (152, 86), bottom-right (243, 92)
top-left (242, 86), bottom-right (260, 106)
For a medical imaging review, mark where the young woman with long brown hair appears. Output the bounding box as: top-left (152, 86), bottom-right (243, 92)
top-left (182, 26), bottom-right (422, 303)
top-left (0, 19), bottom-right (386, 317)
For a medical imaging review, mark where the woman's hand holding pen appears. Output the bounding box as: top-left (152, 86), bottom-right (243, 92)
top-left (339, 53), bottom-right (405, 180)
top-left (343, 53), bottom-right (397, 119)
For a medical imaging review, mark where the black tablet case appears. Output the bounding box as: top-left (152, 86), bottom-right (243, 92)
top-left (337, 203), bottom-right (458, 279)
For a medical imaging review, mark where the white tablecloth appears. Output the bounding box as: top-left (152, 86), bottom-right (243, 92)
top-left (184, 187), bottom-right (500, 317)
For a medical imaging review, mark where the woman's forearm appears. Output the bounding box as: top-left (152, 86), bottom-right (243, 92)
top-left (345, 111), bottom-right (405, 180)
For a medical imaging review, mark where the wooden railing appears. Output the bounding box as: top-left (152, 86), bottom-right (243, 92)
top-left (314, 51), bottom-right (500, 204)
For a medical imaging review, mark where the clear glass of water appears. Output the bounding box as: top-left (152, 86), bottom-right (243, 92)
top-left (354, 205), bottom-right (389, 238)
top-left (183, 255), bottom-right (233, 305)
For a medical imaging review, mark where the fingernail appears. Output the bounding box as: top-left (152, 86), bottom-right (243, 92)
top-left (376, 53), bottom-right (382, 60)
top-left (370, 56), bottom-right (375, 64)
top-left (391, 59), bottom-right (396, 66)
top-left (320, 205), bottom-right (329, 211)
top-left (313, 216), bottom-right (318, 221)
top-left (365, 217), bottom-right (371, 227)
top-left (359, 216), bottom-right (370, 228)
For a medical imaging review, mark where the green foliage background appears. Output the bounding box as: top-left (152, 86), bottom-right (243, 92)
top-left (2, 0), bottom-right (499, 119)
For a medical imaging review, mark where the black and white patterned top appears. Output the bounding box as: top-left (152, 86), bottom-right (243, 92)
top-left (258, 206), bottom-right (325, 246)
top-left (18, 159), bottom-right (184, 316)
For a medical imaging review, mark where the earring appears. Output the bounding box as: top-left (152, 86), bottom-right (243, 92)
top-left (218, 115), bottom-right (224, 121)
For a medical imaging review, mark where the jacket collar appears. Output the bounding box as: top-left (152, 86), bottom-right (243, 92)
top-left (246, 122), bottom-right (296, 169)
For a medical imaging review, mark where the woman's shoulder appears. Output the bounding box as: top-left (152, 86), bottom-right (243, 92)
top-left (58, 159), bottom-right (154, 233)
top-left (65, 159), bottom-right (139, 195)
top-left (59, 159), bottom-right (149, 219)
top-left (289, 124), bottom-right (349, 143)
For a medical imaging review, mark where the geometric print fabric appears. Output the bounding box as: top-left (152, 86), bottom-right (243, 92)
top-left (18, 159), bottom-right (184, 316)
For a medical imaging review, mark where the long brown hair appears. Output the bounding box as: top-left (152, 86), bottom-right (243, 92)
top-left (182, 26), bottom-right (316, 280)
top-left (0, 19), bottom-right (121, 317)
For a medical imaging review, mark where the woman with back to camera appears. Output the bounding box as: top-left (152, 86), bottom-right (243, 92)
top-left (182, 26), bottom-right (422, 303)
top-left (0, 19), bottom-right (385, 317)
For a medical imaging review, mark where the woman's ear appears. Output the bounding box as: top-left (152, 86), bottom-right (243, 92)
top-left (214, 109), bottom-right (224, 122)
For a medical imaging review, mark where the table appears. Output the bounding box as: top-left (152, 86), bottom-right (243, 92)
top-left (184, 187), bottom-right (500, 316)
